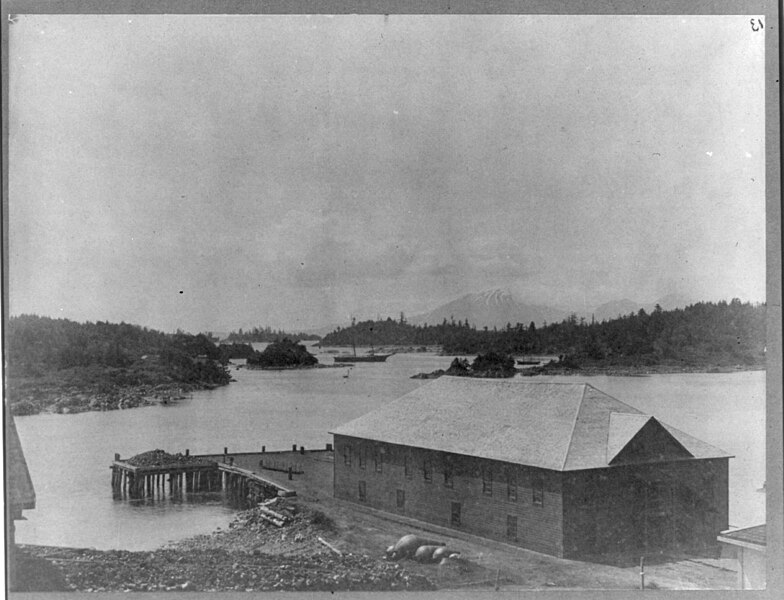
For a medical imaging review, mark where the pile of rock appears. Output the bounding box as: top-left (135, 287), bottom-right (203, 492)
top-left (125, 449), bottom-right (213, 468)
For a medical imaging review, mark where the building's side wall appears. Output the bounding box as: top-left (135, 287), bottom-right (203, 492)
top-left (740, 547), bottom-right (766, 590)
top-left (333, 435), bottom-right (564, 557)
top-left (561, 459), bottom-right (730, 559)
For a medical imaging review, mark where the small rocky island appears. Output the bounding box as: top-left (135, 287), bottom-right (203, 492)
top-left (246, 339), bottom-right (319, 370)
top-left (412, 352), bottom-right (517, 379)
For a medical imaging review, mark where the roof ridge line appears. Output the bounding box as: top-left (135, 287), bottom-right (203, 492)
top-left (560, 383), bottom-right (587, 470)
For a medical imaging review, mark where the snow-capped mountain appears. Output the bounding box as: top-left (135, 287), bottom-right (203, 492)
top-left (408, 289), bottom-right (569, 330)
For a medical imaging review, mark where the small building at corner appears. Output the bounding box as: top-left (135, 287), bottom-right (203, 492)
top-left (5, 411), bottom-right (37, 590)
top-left (718, 524), bottom-right (766, 589)
top-left (331, 377), bottom-right (730, 559)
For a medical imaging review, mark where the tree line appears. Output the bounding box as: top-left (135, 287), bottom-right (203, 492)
top-left (225, 326), bottom-right (320, 344)
top-left (320, 300), bottom-right (766, 367)
top-left (6, 314), bottom-right (232, 388)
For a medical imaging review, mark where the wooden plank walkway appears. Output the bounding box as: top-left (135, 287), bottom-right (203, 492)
top-left (111, 445), bottom-right (334, 504)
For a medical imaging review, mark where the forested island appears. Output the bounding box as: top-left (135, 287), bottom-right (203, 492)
top-left (322, 300), bottom-right (765, 372)
top-left (4, 301), bottom-right (764, 416)
top-left (245, 338), bottom-right (319, 369)
top-left (413, 353), bottom-right (517, 379)
top-left (5, 315), bottom-right (233, 416)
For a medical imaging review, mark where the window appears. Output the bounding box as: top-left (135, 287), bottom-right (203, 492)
top-left (507, 469), bottom-right (517, 502)
top-left (451, 502), bottom-right (461, 527)
top-left (343, 445), bottom-right (351, 466)
top-left (532, 473), bottom-right (544, 506)
top-left (423, 458), bottom-right (433, 482)
top-left (404, 453), bottom-right (412, 479)
top-left (482, 466), bottom-right (493, 496)
top-left (374, 447), bottom-right (383, 473)
top-left (358, 446), bottom-right (366, 469)
top-left (443, 457), bottom-right (453, 488)
top-left (506, 515), bottom-right (518, 540)
top-left (358, 480), bottom-right (367, 502)
top-left (396, 489), bottom-right (405, 509)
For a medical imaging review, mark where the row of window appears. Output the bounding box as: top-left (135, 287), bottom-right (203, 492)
top-left (343, 445), bottom-right (383, 472)
top-left (344, 445), bottom-right (544, 505)
top-left (357, 482), bottom-right (519, 540)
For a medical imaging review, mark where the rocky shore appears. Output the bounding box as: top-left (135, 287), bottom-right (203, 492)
top-left (16, 501), bottom-right (435, 593)
top-left (13, 494), bottom-right (738, 592)
top-left (7, 380), bottom-right (224, 416)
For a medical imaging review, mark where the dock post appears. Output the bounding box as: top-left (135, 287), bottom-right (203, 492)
top-left (300, 446), bottom-right (305, 455)
top-left (288, 466), bottom-right (293, 480)
top-left (326, 443), bottom-right (333, 451)
top-left (185, 449), bottom-right (189, 457)
top-left (262, 446), bottom-right (266, 453)
top-left (292, 444), bottom-right (297, 452)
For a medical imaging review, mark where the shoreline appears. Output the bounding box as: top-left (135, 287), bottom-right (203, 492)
top-left (14, 493), bottom-right (737, 593)
top-left (7, 379), bottom-right (229, 417)
top-left (413, 364), bottom-right (765, 380)
top-left (518, 363), bottom-right (766, 377)
top-left (15, 500), bottom-right (436, 593)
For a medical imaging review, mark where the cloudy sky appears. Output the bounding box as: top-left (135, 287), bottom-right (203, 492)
top-left (8, 14), bottom-right (766, 333)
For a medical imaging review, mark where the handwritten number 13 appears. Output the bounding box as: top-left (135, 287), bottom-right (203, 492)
top-left (750, 18), bottom-right (764, 32)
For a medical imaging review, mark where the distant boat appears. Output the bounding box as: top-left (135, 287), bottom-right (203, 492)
top-left (333, 329), bottom-right (394, 363)
top-left (334, 352), bottom-right (394, 363)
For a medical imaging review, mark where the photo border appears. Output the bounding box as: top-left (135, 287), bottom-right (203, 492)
top-left (2, 1), bottom-right (780, 598)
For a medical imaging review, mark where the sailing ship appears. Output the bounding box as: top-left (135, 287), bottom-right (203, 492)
top-left (333, 319), bottom-right (394, 363)
top-left (333, 350), bottom-right (394, 363)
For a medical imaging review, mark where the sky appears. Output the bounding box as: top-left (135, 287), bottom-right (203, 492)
top-left (7, 14), bottom-right (766, 333)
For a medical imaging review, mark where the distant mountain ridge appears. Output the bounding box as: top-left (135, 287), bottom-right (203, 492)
top-left (591, 294), bottom-right (694, 322)
top-left (300, 290), bottom-right (699, 336)
top-left (408, 289), bottom-right (569, 329)
top-left (407, 289), bottom-right (696, 330)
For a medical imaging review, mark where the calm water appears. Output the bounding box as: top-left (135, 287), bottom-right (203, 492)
top-left (14, 349), bottom-right (765, 550)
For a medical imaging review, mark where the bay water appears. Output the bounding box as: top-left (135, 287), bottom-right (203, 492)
top-left (13, 348), bottom-right (765, 550)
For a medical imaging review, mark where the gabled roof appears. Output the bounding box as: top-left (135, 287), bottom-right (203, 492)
top-left (330, 377), bottom-right (731, 471)
top-left (607, 413), bottom-right (654, 462)
top-left (5, 409), bottom-right (36, 510)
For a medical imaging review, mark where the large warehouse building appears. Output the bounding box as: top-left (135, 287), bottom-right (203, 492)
top-left (331, 377), bottom-right (730, 559)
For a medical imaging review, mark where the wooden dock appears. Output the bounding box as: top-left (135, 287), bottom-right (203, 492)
top-left (110, 444), bottom-right (333, 505)
top-left (110, 455), bottom-right (222, 500)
